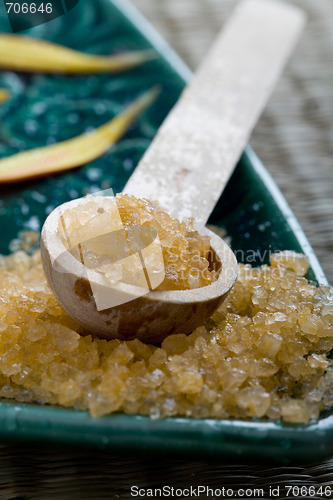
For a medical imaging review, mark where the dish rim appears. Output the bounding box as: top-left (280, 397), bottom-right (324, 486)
top-left (0, 0), bottom-right (331, 464)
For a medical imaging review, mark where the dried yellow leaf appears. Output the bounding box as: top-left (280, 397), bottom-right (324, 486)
top-left (0, 34), bottom-right (157, 73)
top-left (0, 88), bottom-right (9, 103)
top-left (0, 86), bottom-right (161, 183)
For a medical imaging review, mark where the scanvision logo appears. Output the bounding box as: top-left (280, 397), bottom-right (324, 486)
top-left (3, 0), bottom-right (80, 33)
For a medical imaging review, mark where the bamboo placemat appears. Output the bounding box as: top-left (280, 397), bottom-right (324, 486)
top-left (0, 443), bottom-right (332, 499)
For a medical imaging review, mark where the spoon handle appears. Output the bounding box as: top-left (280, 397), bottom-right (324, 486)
top-left (124, 0), bottom-right (305, 227)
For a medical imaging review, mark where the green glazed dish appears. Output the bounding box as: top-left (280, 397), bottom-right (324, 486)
top-left (0, 0), bottom-right (331, 464)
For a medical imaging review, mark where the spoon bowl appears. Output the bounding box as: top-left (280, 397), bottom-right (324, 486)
top-left (41, 197), bottom-right (237, 344)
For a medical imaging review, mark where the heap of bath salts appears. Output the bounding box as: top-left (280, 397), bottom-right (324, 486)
top-left (9, 231), bottom-right (40, 253)
top-left (0, 248), bottom-right (332, 423)
top-left (58, 193), bottom-right (218, 291)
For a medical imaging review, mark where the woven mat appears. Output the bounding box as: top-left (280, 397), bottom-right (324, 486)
top-left (132, 0), bottom-right (333, 284)
top-left (0, 2), bottom-right (332, 498)
top-left (0, 443), bottom-right (332, 499)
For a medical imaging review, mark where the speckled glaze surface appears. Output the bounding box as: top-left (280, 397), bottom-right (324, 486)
top-left (0, 0), bottom-right (331, 463)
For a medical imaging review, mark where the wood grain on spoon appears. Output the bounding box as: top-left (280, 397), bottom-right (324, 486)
top-left (125, 0), bottom-right (305, 226)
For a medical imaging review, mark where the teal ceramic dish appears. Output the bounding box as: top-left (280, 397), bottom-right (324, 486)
top-left (0, 0), bottom-right (331, 464)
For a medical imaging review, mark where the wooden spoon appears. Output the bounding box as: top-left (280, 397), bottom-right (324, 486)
top-left (41, 0), bottom-right (305, 344)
